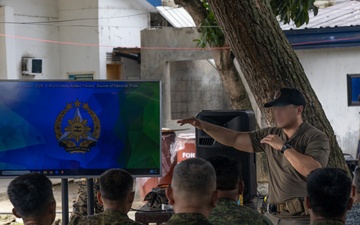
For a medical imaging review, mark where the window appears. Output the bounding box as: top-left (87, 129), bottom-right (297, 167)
top-left (347, 74), bottom-right (360, 106)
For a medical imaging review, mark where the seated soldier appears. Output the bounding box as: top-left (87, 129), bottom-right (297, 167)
top-left (165, 158), bottom-right (217, 225)
top-left (346, 166), bottom-right (360, 225)
top-left (69, 169), bottom-right (141, 225)
top-left (207, 156), bottom-right (272, 225)
top-left (7, 173), bottom-right (56, 225)
top-left (306, 168), bottom-right (353, 225)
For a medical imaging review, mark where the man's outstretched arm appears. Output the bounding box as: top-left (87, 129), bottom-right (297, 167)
top-left (177, 117), bottom-right (254, 153)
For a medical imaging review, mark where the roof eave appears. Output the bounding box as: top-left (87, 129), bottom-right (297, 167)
top-left (284, 25), bottom-right (360, 50)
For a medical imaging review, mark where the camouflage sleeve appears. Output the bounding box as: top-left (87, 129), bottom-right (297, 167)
top-left (68, 215), bottom-right (82, 225)
top-left (264, 217), bottom-right (273, 225)
top-left (346, 204), bottom-right (360, 225)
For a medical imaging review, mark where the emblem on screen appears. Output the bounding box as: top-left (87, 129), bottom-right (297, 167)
top-left (54, 100), bottom-right (101, 153)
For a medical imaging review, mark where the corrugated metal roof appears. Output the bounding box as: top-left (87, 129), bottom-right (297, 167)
top-left (156, 6), bottom-right (195, 27)
top-left (158, 1), bottom-right (360, 31)
top-left (281, 1), bottom-right (360, 30)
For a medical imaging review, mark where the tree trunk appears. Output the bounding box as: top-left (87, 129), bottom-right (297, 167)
top-left (207, 0), bottom-right (347, 170)
top-left (212, 48), bottom-right (253, 109)
top-left (174, 0), bottom-right (253, 110)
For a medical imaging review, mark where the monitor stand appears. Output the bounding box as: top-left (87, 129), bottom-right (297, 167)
top-left (61, 178), bottom-right (95, 225)
top-left (87, 178), bottom-right (95, 215)
top-left (61, 178), bottom-right (69, 225)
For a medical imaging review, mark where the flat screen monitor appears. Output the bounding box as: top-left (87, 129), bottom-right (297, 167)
top-left (0, 80), bottom-right (161, 178)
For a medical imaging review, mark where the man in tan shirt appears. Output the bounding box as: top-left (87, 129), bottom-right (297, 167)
top-left (178, 87), bottom-right (330, 225)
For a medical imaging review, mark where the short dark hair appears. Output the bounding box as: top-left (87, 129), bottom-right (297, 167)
top-left (207, 156), bottom-right (241, 190)
top-left (99, 169), bottom-right (133, 201)
top-left (172, 158), bottom-right (216, 197)
top-left (7, 173), bottom-right (54, 218)
top-left (307, 168), bottom-right (352, 219)
top-left (354, 166), bottom-right (360, 193)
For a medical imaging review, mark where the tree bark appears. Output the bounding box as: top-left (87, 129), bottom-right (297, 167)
top-left (207, 0), bottom-right (347, 170)
top-left (174, 0), bottom-right (253, 110)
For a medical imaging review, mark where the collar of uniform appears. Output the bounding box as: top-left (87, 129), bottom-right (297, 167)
top-left (217, 198), bottom-right (238, 205)
top-left (297, 121), bottom-right (311, 131)
top-left (170, 213), bottom-right (208, 221)
top-left (310, 219), bottom-right (345, 225)
top-left (283, 121), bottom-right (310, 141)
top-left (103, 208), bottom-right (128, 217)
top-left (352, 202), bottom-right (360, 207)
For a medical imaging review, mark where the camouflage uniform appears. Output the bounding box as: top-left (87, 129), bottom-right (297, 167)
top-left (346, 202), bottom-right (360, 225)
top-left (209, 198), bottom-right (273, 225)
top-left (165, 213), bottom-right (213, 225)
top-left (311, 220), bottom-right (345, 225)
top-left (68, 209), bottom-right (141, 225)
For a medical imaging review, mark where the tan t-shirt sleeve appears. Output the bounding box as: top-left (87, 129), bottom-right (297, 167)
top-left (304, 132), bottom-right (330, 167)
top-left (249, 128), bottom-right (271, 153)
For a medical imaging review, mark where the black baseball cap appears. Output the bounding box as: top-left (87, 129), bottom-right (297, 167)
top-left (264, 88), bottom-right (306, 108)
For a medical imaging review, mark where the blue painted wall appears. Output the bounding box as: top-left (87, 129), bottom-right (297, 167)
top-left (147, 0), bottom-right (161, 7)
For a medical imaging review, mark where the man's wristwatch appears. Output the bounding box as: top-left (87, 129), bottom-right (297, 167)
top-left (281, 142), bottom-right (292, 154)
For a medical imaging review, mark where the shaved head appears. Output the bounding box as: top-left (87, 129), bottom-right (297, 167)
top-left (172, 158), bottom-right (216, 201)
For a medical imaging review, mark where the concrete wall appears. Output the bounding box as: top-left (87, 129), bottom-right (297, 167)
top-left (0, 0), bottom-right (61, 79)
top-left (170, 60), bottom-right (231, 119)
top-left (296, 47), bottom-right (360, 157)
top-left (141, 28), bottom-right (232, 129)
top-left (123, 58), bottom-right (141, 80)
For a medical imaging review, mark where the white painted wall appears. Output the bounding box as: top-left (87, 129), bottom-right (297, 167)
top-left (98, 0), bottom-right (149, 79)
top-left (296, 47), bottom-right (360, 157)
top-left (0, 0), bottom-right (61, 79)
top-left (57, 0), bottom-right (100, 79)
top-left (0, 6), bottom-right (16, 79)
top-left (0, 0), bottom-right (150, 79)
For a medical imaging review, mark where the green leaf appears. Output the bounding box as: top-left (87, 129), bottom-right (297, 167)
top-left (270, 0), bottom-right (317, 27)
top-left (195, 0), bottom-right (318, 48)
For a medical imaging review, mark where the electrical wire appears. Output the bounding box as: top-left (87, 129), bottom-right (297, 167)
top-left (1, 30), bottom-right (360, 49)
